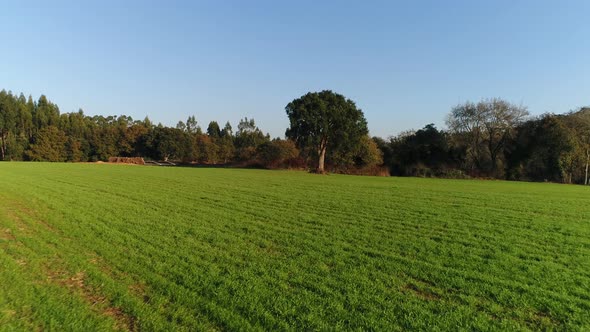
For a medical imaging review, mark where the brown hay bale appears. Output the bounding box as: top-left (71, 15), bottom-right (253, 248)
top-left (107, 157), bottom-right (145, 165)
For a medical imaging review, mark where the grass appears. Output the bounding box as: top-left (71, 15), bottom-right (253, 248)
top-left (0, 162), bottom-right (589, 331)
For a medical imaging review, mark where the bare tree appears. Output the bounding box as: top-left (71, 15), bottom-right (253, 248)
top-left (447, 98), bottom-right (529, 175)
top-left (446, 101), bottom-right (485, 171)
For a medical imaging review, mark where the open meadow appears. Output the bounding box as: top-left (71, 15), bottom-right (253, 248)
top-left (0, 163), bottom-right (589, 331)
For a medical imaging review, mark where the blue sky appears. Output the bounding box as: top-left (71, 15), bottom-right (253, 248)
top-left (2, 1), bottom-right (589, 138)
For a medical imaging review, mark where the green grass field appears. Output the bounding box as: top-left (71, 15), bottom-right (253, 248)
top-left (0, 163), bottom-right (589, 331)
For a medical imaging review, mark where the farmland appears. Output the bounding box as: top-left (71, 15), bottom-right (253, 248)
top-left (0, 163), bottom-right (589, 331)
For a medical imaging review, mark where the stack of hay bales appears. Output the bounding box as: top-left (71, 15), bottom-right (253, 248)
top-left (107, 157), bottom-right (146, 165)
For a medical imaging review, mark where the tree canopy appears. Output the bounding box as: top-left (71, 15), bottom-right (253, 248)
top-left (285, 90), bottom-right (368, 173)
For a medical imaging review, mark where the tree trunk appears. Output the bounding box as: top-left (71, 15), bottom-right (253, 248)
top-left (585, 148), bottom-right (589, 185)
top-left (317, 146), bottom-right (326, 173)
top-left (490, 151), bottom-right (497, 174)
top-left (0, 132), bottom-right (6, 160)
top-left (488, 134), bottom-right (496, 173)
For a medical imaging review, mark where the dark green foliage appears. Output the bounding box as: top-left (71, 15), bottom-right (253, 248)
top-left (385, 124), bottom-right (456, 177)
top-left (256, 138), bottom-right (299, 168)
top-left (506, 115), bottom-right (574, 182)
top-left (206, 121), bottom-right (221, 138)
top-left (234, 117), bottom-right (270, 161)
top-left (26, 126), bottom-right (67, 161)
top-left (197, 134), bottom-right (219, 163)
top-left (217, 135), bottom-right (235, 163)
top-left (285, 90), bottom-right (368, 173)
top-left (185, 115), bottom-right (201, 135)
top-left (328, 135), bottom-right (383, 171)
top-left (0, 90), bottom-right (253, 165)
top-left (149, 127), bottom-right (190, 161)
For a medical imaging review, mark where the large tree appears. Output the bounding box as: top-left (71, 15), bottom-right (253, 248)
top-left (447, 98), bottom-right (529, 175)
top-left (26, 126), bottom-right (67, 161)
top-left (285, 90), bottom-right (368, 173)
top-left (505, 114), bottom-right (575, 182)
top-left (0, 90), bottom-right (17, 160)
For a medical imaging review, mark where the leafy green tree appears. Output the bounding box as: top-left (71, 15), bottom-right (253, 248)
top-left (207, 121), bottom-right (221, 138)
top-left (26, 126), bottom-right (67, 161)
top-left (197, 134), bottom-right (219, 163)
top-left (176, 121), bottom-right (186, 132)
top-left (0, 90), bottom-right (17, 160)
top-left (89, 120), bottom-right (119, 161)
top-left (186, 115), bottom-right (201, 134)
top-left (66, 137), bottom-right (85, 162)
top-left (354, 135), bottom-right (383, 167)
top-left (147, 127), bottom-right (193, 161)
top-left (257, 139), bottom-right (299, 168)
top-left (285, 90), bottom-right (368, 173)
top-left (143, 116), bottom-right (154, 129)
top-left (34, 95), bottom-right (60, 130)
top-left (234, 117), bottom-right (269, 161)
top-left (217, 134), bottom-right (235, 163)
top-left (506, 114), bottom-right (574, 182)
top-left (222, 121), bottom-right (233, 137)
top-left (385, 124), bottom-right (454, 176)
top-left (16, 93), bottom-right (33, 140)
top-left (214, 121), bottom-right (235, 163)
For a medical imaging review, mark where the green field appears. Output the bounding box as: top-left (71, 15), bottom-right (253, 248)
top-left (0, 163), bottom-right (589, 331)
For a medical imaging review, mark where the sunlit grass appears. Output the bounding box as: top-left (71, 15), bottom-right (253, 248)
top-left (0, 163), bottom-right (589, 331)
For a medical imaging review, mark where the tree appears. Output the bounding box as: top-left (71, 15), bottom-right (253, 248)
top-left (505, 114), bottom-right (574, 182)
top-left (353, 135), bottom-right (383, 167)
top-left (257, 139), bottom-right (299, 168)
top-left (207, 121), bottom-right (221, 138)
top-left (285, 90), bottom-right (368, 173)
top-left (550, 107), bottom-right (590, 184)
top-left (197, 134), bottom-right (219, 163)
top-left (66, 137), bottom-right (85, 162)
top-left (222, 121), bottom-right (233, 137)
top-left (447, 98), bottom-right (528, 176)
top-left (329, 135), bottom-right (383, 171)
top-left (176, 120), bottom-right (186, 132)
top-left (567, 107), bottom-right (590, 185)
top-left (186, 115), bottom-right (201, 134)
top-left (150, 127), bottom-right (191, 161)
top-left (217, 134), bottom-right (235, 163)
top-left (381, 124), bottom-right (453, 176)
top-left (34, 95), bottom-right (60, 130)
top-left (234, 117), bottom-right (269, 161)
top-left (0, 90), bottom-right (17, 160)
top-left (26, 126), bottom-right (67, 161)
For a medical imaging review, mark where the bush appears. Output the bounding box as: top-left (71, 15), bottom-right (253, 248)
top-left (257, 139), bottom-right (299, 169)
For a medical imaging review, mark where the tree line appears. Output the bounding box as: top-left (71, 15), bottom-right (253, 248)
top-left (375, 99), bottom-right (590, 184)
top-left (1, 89), bottom-right (588, 184)
top-left (0, 89), bottom-right (380, 171)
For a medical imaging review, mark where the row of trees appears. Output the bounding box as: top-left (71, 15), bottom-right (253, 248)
top-left (0, 89), bottom-right (381, 171)
top-left (375, 99), bottom-right (590, 184)
top-left (1, 88), bottom-right (588, 183)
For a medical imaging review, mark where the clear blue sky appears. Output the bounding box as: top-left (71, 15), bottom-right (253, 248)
top-left (2, 1), bottom-right (589, 138)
